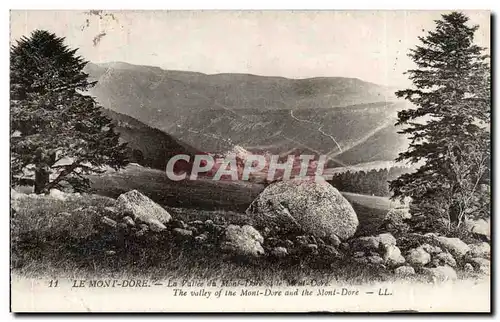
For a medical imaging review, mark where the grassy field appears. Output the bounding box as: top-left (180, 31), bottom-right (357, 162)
top-left (11, 192), bottom-right (412, 285)
top-left (88, 164), bottom-right (399, 235)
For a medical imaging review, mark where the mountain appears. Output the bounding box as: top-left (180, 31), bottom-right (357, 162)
top-left (85, 62), bottom-right (408, 166)
top-left (102, 108), bottom-right (199, 170)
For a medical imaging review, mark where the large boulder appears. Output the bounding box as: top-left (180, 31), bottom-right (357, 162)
top-left (436, 237), bottom-right (470, 259)
top-left (221, 225), bottom-right (265, 258)
top-left (117, 190), bottom-right (171, 231)
top-left (246, 179), bottom-right (358, 240)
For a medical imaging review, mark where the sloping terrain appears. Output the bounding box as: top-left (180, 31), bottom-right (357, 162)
top-left (85, 62), bottom-right (407, 165)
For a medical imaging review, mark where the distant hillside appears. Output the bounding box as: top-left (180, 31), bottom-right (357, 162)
top-left (85, 62), bottom-right (408, 166)
top-left (102, 108), bottom-right (199, 170)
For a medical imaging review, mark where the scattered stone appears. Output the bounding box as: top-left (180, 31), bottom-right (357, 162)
top-left (57, 212), bottom-right (72, 218)
top-left (353, 251), bottom-right (365, 258)
top-left (436, 237), bottom-right (470, 259)
top-left (117, 222), bottom-right (128, 230)
top-left (394, 266), bottom-right (415, 276)
top-left (467, 242), bottom-right (490, 259)
top-left (103, 206), bottom-right (121, 220)
top-left (354, 257), bottom-right (369, 264)
top-left (327, 234), bottom-right (341, 247)
top-left (464, 263), bottom-right (474, 272)
top-left (421, 265), bottom-right (457, 283)
top-left (467, 257), bottom-right (490, 274)
top-left (49, 189), bottom-right (67, 201)
top-left (377, 233), bottom-right (397, 248)
top-left (271, 247), bottom-right (288, 258)
top-left (139, 224), bottom-right (149, 231)
top-left (101, 216), bottom-right (117, 228)
top-left (283, 240), bottom-right (294, 248)
top-left (339, 242), bottom-right (350, 252)
top-left (105, 250), bottom-right (116, 255)
top-left (367, 255), bottom-right (384, 265)
top-left (221, 225), bottom-right (265, 258)
top-left (321, 245), bottom-right (341, 257)
top-left (123, 216), bottom-right (135, 227)
top-left (170, 219), bottom-right (187, 229)
top-left (194, 233), bottom-right (208, 243)
top-left (433, 252), bottom-right (457, 267)
top-left (188, 220), bottom-right (204, 226)
top-left (406, 247), bottom-right (431, 267)
top-left (246, 179), bottom-right (358, 240)
top-left (173, 228), bottom-right (193, 238)
top-left (296, 236), bottom-right (309, 246)
top-left (303, 244), bottom-right (319, 254)
top-left (117, 190), bottom-right (172, 227)
top-left (383, 245), bottom-right (405, 267)
top-left (148, 219), bottom-right (167, 232)
top-left (420, 243), bottom-right (442, 255)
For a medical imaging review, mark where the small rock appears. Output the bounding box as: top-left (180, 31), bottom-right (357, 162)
top-left (221, 225), bottom-right (265, 258)
top-left (437, 237), bottom-right (470, 259)
top-left (117, 222), bottom-right (128, 230)
top-left (433, 252), bottom-right (456, 267)
top-left (122, 216), bottom-right (135, 227)
top-left (49, 189), bottom-right (67, 201)
top-left (296, 235), bottom-right (309, 245)
top-left (406, 247), bottom-right (431, 267)
top-left (57, 212), bottom-right (72, 217)
top-left (377, 233), bottom-right (397, 248)
top-left (367, 255), bottom-right (384, 265)
top-left (321, 245), bottom-right (341, 257)
top-left (139, 224), bottom-right (149, 231)
top-left (394, 266), bottom-right (415, 276)
top-left (170, 219), bottom-right (187, 229)
top-left (103, 206), bottom-right (120, 218)
top-left (283, 239), bottom-right (294, 248)
top-left (271, 247), bottom-right (288, 258)
top-left (383, 245), bottom-right (405, 267)
top-left (148, 219), bottom-right (167, 232)
top-left (467, 257), bottom-right (490, 274)
top-left (204, 219), bottom-right (214, 226)
top-left (467, 242), bottom-right (490, 259)
top-left (353, 251), bottom-right (365, 258)
top-left (101, 216), bottom-right (117, 228)
top-left (188, 220), bottom-right (204, 226)
top-left (421, 265), bottom-right (457, 283)
top-left (327, 234), bottom-right (341, 247)
top-left (173, 228), bottom-right (193, 238)
top-left (339, 242), bottom-right (350, 252)
top-left (194, 233), bottom-right (209, 243)
top-left (105, 250), bottom-right (116, 255)
top-left (303, 244), bottom-right (319, 254)
top-left (266, 237), bottom-right (280, 247)
top-left (117, 190), bottom-right (172, 225)
top-left (421, 243), bottom-right (442, 255)
top-left (464, 263), bottom-right (474, 272)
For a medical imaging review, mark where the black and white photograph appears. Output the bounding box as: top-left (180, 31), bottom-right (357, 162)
top-left (8, 9), bottom-right (491, 312)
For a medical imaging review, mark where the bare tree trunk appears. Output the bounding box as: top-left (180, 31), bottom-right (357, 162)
top-left (34, 165), bottom-right (50, 194)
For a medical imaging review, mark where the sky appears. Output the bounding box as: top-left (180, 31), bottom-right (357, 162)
top-left (10, 10), bottom-right (491, 87)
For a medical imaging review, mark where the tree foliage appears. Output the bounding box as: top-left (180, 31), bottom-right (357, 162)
top-left (389, 12), bottom-right (490, 227)
top-left (10, 30), bottom-right (129, 193)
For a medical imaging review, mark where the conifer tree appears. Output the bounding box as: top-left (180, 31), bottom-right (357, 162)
top-left (10, 30), bottom-right (129, 193)
top-left (390, 12), bottom-right (490, 227)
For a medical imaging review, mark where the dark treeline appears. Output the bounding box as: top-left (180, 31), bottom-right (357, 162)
top-left (328, 166), bottom-right (413, 197)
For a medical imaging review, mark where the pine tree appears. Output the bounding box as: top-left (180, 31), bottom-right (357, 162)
top-left (10, 30), bottom-right (129, 193)
top-left (389, 12), bottom-right (490, 227)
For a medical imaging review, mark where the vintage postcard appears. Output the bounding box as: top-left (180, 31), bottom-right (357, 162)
top-left (9, 10), bottom-right (491, 312)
